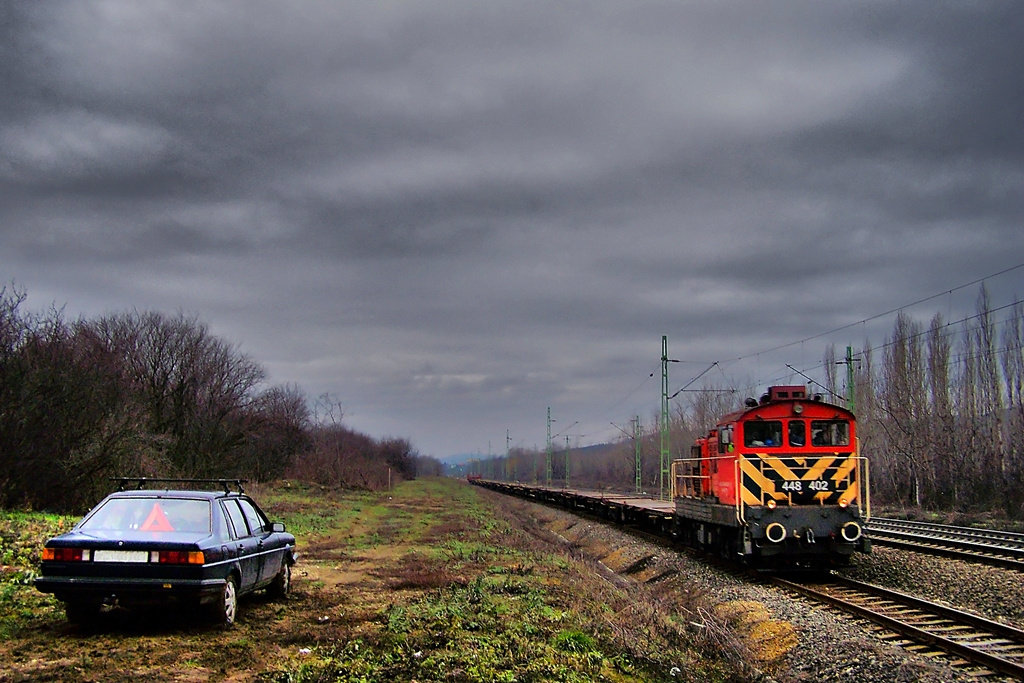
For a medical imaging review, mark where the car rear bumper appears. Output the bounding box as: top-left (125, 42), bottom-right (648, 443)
top-left (35, 575), bottom-right (226, 605)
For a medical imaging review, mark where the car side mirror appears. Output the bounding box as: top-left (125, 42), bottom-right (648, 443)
top-left (271, 522), bottom-right (285, 533)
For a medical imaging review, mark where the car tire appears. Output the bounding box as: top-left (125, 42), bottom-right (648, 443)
top-left (267, 560), bottom-right (291, 599)
top-left (64, 599), bottom-right (100, 624)
top-left (209, 575), bottom-right (238, 626)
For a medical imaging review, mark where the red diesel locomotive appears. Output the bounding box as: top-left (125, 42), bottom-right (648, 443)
top-left (671, 385), bottom-right (870, 569)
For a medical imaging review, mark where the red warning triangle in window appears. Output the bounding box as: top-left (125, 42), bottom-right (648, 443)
top-left (141, 503), bottom-right (175, 532)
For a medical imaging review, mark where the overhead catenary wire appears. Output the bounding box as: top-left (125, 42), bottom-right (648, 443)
top-left (714, 261), bottom-right (1024, 392)
top-left (729, 260), bottom-right (1024, 364)
top-left (765, 299), bottom-right (1024, 389)
top-left (669, 361), bottom-right (721, 399)
top-left (505, 261), bottom-right (1024, 457)
top-left (593, 263), bottom-right (1022, 444)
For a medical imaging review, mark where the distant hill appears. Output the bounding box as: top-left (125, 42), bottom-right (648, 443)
top-left (443, 442), bottom-right (620, 467)
top-left (442, 453), bottom-right (485, 466)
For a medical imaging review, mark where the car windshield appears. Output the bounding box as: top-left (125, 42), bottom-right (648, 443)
top-left (79, 498), bottom-right (211, 534)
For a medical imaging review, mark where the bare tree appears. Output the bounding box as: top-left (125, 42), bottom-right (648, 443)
top-left (241, 384), bottom-right (311, 481)
top-left (0, 308), bottom-right (149, 511)
top-left (681, 386), bottom-right (739, 441)
top-left (1001, 299), bottom-right (1024, 516)
top-left (92, 311), bottom-right (266, 478)
top-left (879, 312), bottom-right (928, 507)
top-left (926, 314), bottom-right (958, 506)
top-left (973, 285), bottom-right (1006, 495)
top-left (823, 344), bottom-right (839, 403)
top-left (947, 285), bottom-right (1008, 508)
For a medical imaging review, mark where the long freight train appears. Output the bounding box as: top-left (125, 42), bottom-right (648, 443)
top-left (671, 385), bottom-right (870, 569)
top-left (474, 385), bottom-right (870, 570)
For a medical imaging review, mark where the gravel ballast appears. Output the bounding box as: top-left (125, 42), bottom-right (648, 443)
top-left (510, 498), bottom-right (1021, 683)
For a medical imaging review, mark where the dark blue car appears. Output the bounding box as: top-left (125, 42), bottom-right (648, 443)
top-left (35, 479), bottom-right (296, 625)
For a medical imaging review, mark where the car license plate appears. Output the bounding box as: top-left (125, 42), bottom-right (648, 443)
top-left (93, 550), bottom-right (149, 563)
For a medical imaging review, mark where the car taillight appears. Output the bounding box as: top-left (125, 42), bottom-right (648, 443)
top-left (43, 547), bottom-right (87, 562)
top-left (155, 550), bottom-right (205, 565)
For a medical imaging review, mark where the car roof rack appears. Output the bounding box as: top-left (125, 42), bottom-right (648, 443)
top-left (110, 477), bottom-right (248, 493)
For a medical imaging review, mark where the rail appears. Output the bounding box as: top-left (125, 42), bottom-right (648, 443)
top-left (867, 517), bottom-right (1024, 571)
top-left (476, 478), bottom-right (1020, 677)
top-left (770, 575), bottom-right (1024, 679)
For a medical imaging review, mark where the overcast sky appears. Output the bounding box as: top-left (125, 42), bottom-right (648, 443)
top-left (3, 2), bottom-right (1023, 459)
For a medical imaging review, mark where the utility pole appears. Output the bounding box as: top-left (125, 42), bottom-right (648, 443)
top-left (846, 346), bottom-right (856, 413)
top-left (546, 407), bottom-right (553, 488)
top-left (506, 429), bottom-right (512, 481)
top-left (633, 416), bottom-right (642, 494)
top-left (837, 346), bottom-right (861, 412)
top-left (660, 335), bottom-right (670, 501)
top-left (564, 435), bottom-right (572, 489)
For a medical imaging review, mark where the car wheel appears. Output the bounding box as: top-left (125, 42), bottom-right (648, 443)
top-left (268, 560), bottom-right (291, 599)
top-left (210, 575), bottom-right (238, 626)
top-left (64, 599), bottom-right (101, 624)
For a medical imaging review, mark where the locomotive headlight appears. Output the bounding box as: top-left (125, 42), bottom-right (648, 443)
top-left (766, 499), bottom-right (777, 510)
top-left (838, 498), bottom-right (849, 508)
top-left (765, 522), bottom-right (787, 543)
top-left (841, 521), bottom-right (862, 542)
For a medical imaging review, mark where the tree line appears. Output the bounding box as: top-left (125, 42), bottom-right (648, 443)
top-left (0, 285), bottom-right (440, 513)
top-left (849, 285), bottom-right (1024, 515)
top-left (471, 285), bottom-right (1024, 517)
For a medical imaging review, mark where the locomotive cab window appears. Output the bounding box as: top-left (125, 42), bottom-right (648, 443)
top-left (811, 420), bottom-right (850, 446)
top-left (788, 420), bottom-right (806, 447)
top-left (744, 421), bottom-right (782, 447)
top-left (718, 426), bottom-right (733, 453)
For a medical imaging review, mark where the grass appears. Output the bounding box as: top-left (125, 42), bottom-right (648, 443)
top-left (0, 510), bottom-right (76, 638)
top-left (289, 581), bottom-right (616, 682)
top-left (0, 479), bottom-right (749, 681)
top-left (258, 479), bottom-right (740, 683)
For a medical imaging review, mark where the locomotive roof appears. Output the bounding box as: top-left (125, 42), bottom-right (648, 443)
top-left (719, 385), bottom-right (855, 425)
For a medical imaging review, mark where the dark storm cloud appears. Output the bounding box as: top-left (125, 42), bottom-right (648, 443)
top-left (2, 1), bottom-right (1023, 455)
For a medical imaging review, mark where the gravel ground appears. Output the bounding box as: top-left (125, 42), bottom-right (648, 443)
top-left (527, 503), bottom-right (1020, 683)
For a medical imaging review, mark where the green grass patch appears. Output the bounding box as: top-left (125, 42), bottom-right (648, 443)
top-left (0, 510), bottom-right (76, 637)
top-left (258, 481), bottom-right (379, 540)
top-left (270, 576), bottom-right (624, 683)
top-left (262, 478), bottom-right (735, 683)
top-left (1, 479), bottom-right (742, 681)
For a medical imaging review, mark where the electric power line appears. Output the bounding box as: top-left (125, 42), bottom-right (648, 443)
top-left (730, 261), bottom-right (1024, 363)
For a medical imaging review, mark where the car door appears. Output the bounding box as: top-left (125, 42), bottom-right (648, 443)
top-left (221, 499), bottom-right (261, 592)
top-left (237, 498), bottom-right (273, 586)
top-left (243, 498), bottom-right (286, 585)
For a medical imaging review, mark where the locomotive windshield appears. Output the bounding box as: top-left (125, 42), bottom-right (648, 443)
top-left (744, 421), bottom-right (783, 447)
top-left (743, 419), bottom-right (851, 449)
top-left (788, 420), bottom-right (806, 447)
top-left (811, 420), bottom-right (850, 446)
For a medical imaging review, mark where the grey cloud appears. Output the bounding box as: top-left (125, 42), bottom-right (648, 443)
top-left (2, 1), bottom-right (1023, 456)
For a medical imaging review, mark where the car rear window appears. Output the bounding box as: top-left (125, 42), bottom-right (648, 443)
top-left (80, 498), bottom-right (211, 533)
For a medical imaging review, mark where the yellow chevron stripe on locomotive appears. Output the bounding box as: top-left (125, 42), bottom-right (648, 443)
top-left (739, 452), bottom-right (859, 506)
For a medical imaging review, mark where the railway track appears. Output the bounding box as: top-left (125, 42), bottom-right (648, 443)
top-left (560, 504), bottom-right (1024, 678)
top-left (868, 517), bottom-right (1024, 571)
top-left (770, 575), bottom-right (1024, 679)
